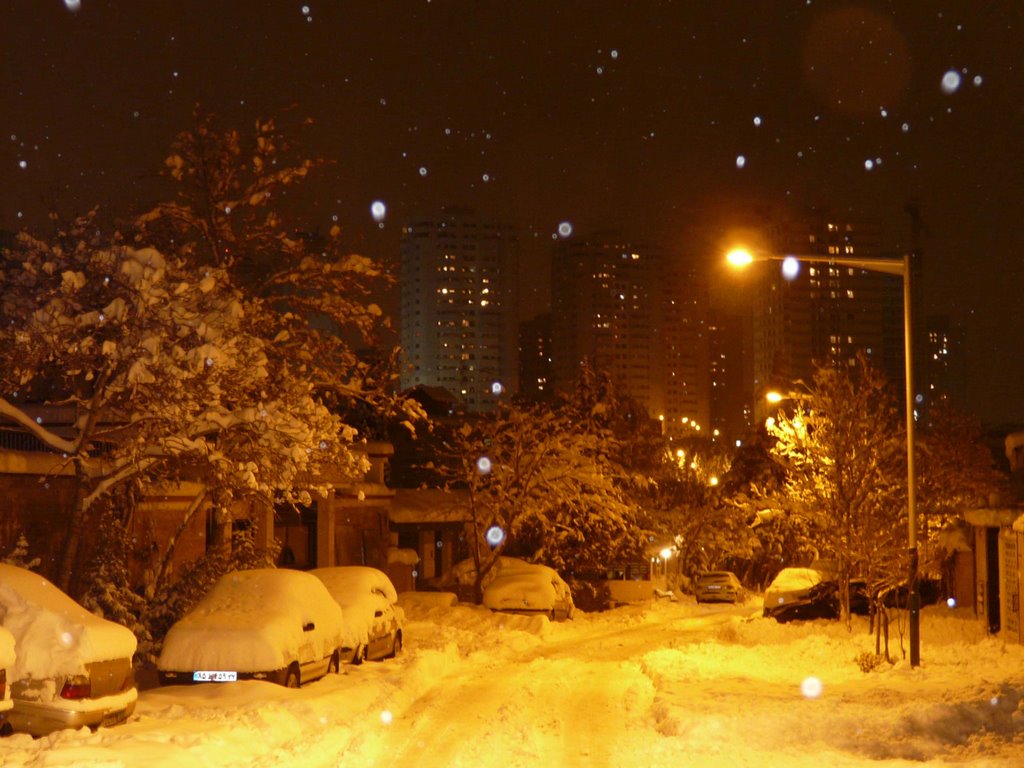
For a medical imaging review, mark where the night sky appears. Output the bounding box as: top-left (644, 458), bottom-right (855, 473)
top-left (2, 1), bottom-right (1022, 425)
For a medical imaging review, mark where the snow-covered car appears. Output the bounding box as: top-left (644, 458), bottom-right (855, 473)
top-left (0, 625), bottom-right (14, 735)
top-left (311, 566), bottom-right (404, 664)
top-left (762, 567), bottom-right (837, 622)
top-left (0, 564), bottom-right (137, 736)
top-left (695, 571), bottom-right (746, 604)
top-left (451, 557), bottom-right (575, 620)
top-left (158, 568), bottom-right (346, 688)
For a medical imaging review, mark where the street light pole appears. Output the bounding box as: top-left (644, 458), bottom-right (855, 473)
top-left (901, 251), bottom-right (919, 668)
top-left (727, 248), bottom-right (920, 667)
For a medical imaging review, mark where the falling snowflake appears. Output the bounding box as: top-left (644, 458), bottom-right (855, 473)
top-left (735, 155), bottom-right (746, 169)
top-left (370, 200), bottom-right (386, 222)
top-left (486, 526), bottom-right (505, 546)
top-left (941, 70), bottom-right (961, 94)
top-left (801, 677), bottom-right (823, 699)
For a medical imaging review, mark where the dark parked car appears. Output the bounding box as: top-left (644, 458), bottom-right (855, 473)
top-left (763, 568), bottom-right (833, 621)
top-left (764, 571), bottom-right (939, 623)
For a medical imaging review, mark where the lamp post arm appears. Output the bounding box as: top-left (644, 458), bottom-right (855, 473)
top-left (779, 254), bottom-right (906, 277)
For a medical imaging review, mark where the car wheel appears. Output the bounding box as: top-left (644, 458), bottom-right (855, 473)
top-left (0, 721), bottom-right (12, 737)
top-left (284, 665), bottom-right (301, 688)
top-left (388, 631), bottom-right (403, 659)
top-left (328, 651), bottom-right (341, 674)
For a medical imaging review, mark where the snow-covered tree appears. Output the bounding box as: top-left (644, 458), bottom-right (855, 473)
top-left (135, 111), bottom-right (421, 437)
top-left (765, 354), bottom-right (906, 622)
top-left (0, 215), bottom-right (366, 594)
top-left (916, 400), bottom-right (1007, 557)
top-left (437, 402), bottom-right (648, 601)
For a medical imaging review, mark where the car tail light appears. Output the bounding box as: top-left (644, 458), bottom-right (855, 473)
top-left (60, 675), bottom-right (92, 700)
top-left (0, 668), bottom-right (5, 699)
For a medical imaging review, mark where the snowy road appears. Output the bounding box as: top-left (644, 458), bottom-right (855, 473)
top-left (2, 596), bottom-right (1023, 767)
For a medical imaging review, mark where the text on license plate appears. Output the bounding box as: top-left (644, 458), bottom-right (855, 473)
top-left (101, 709), bottom-right (127, 727)
top-left (193, 670), bottom-right (238, 682)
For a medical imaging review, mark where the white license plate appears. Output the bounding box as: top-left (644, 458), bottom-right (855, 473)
top-left (193, 670), bottom-right (237, 682)
top-left (101, 708), bottom-right (127, 727)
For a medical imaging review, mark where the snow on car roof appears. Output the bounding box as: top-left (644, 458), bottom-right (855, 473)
top-left (311, 567), bottom-right (398, 607)
top-left (0, 563), bottom-right (137, 680)
top-left (311, 567), bottom-right (402, 647)
top-left (482, 568), bottom-right (559, 611)
top-left (767, 568), bottom-right (826, 590)
top-left (0, 626), bottom-right (14, 669)
top-left (158, 568), bottom-right (345, 674)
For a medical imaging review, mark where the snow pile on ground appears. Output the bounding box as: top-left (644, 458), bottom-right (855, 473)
top-left (0, 593), bottom-right (1022, 767)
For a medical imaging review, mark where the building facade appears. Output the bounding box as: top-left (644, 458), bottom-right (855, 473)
top-left (518, 312), bottom-right (554, 403)
top-left (749, 212), bottom-right (907, 422)
top-left (399, 209), bottom-right (520, 412)
top-left (550, 234), bottom-right (710, 435)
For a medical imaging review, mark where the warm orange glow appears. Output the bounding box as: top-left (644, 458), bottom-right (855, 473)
top-left (726, 247), bottom-right (755, 268)
top-left (765, 391), bottom-right (783, 403)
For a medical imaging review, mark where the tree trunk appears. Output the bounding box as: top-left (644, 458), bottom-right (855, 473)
top-left (56, 463), bottom-right (91, 596)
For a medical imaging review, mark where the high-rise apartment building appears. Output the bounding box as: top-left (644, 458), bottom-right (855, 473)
top-left (399, 209), bottom-right (520, 412)
top-left (749, 212), bottom-right (907, 421)
top-left (707, 310), bottom-right (753, 443)
top-left (919, 314), bottom-right (966, 424)
top-left (550, 234), bottom-right (709, 435)
top-left (518, 313), bottom-right (554, 403)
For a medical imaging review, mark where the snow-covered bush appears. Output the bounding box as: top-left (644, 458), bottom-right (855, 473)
top-left (1, 534), bottom-right (41, 571)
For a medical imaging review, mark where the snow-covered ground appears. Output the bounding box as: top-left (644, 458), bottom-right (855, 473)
top-left (1, 593), bottom-right (1022, 767)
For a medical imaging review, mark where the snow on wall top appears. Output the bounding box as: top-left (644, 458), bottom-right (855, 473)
top-left (0, 564), bottom-right (137, 680)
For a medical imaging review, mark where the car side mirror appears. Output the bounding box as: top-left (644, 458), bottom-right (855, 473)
top-left (303, 622), bottom-right (315, 632)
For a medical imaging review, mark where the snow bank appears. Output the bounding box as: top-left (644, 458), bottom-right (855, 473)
top-left (0, 564), bottom-right (137, 680)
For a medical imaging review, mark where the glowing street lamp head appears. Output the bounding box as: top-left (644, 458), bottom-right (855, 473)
top-left (765, 391), bottom-right (784, 404)
top-left (726, 248), bottom-right (755, 268)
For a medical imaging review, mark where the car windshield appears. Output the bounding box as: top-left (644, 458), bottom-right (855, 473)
top-left (698, 573), bottom-right (733, 584)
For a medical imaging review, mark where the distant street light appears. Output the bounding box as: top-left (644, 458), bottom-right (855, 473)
top-left (728, 246), bottom-right (920, 667)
